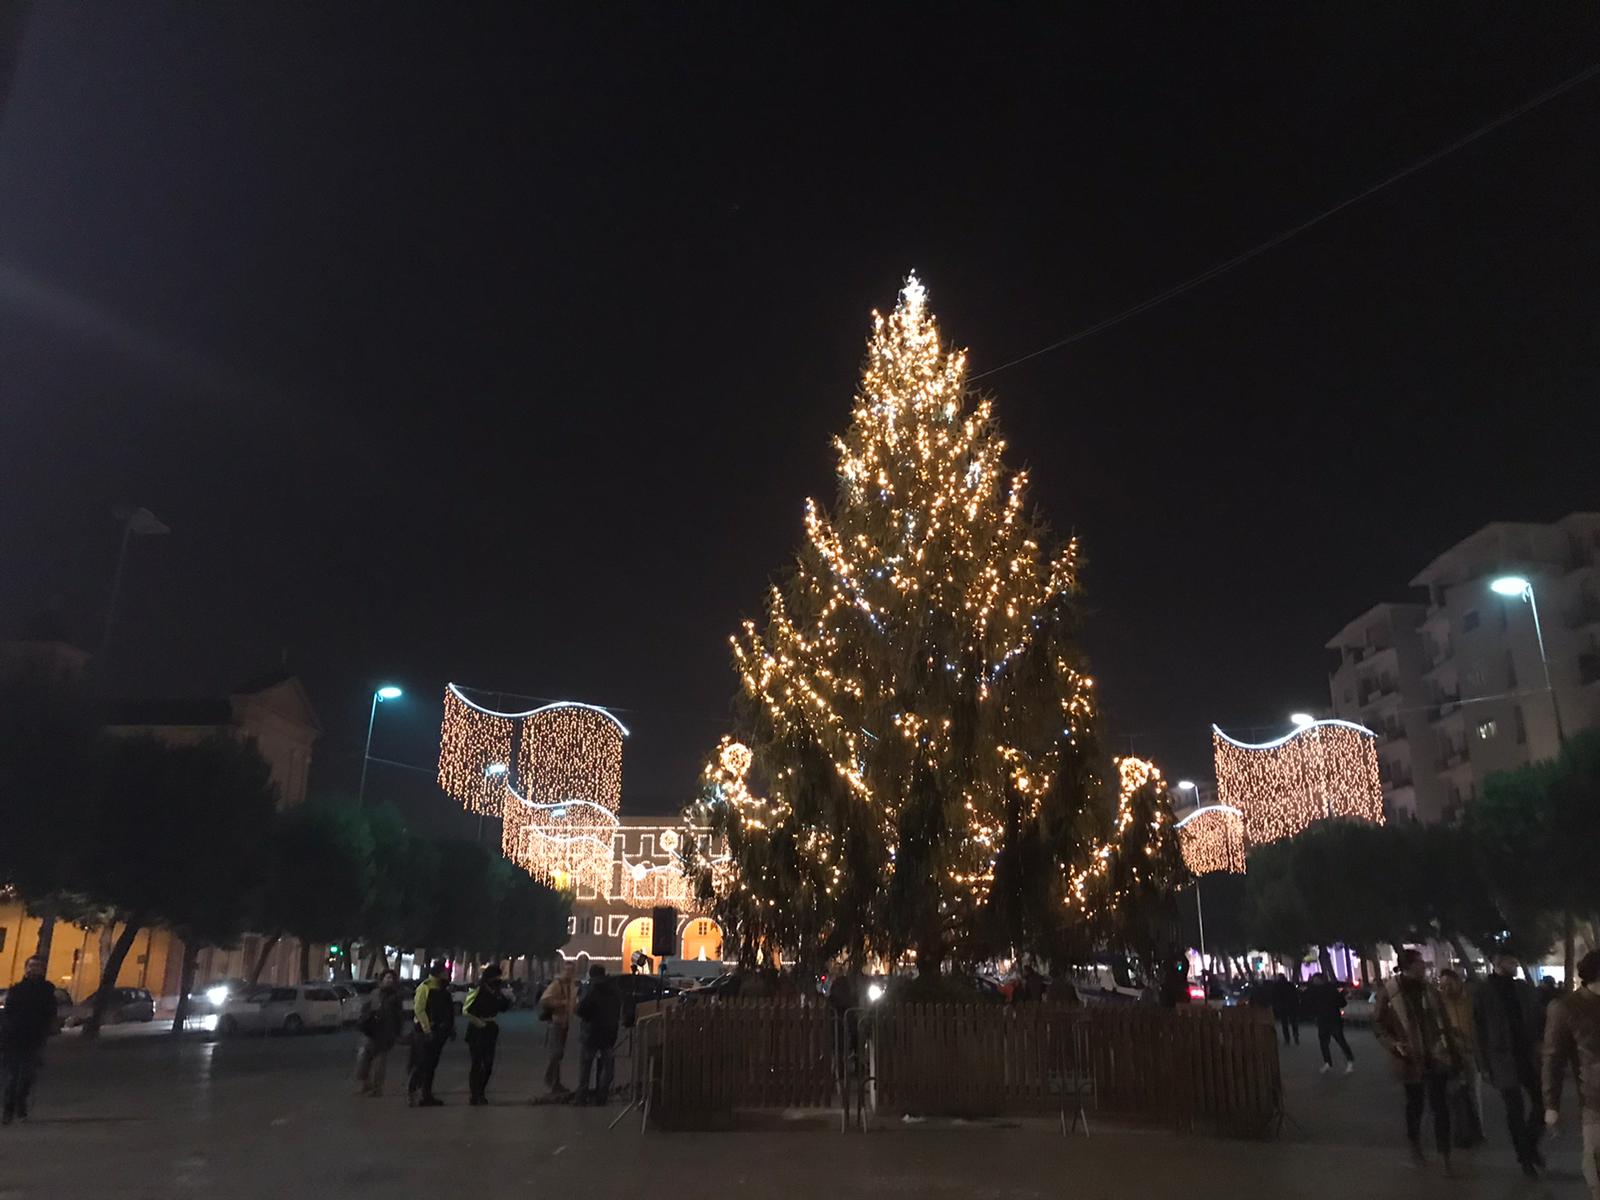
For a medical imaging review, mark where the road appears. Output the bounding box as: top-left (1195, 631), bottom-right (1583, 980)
top-left (1, 1015), bottom-right (1589, 1198)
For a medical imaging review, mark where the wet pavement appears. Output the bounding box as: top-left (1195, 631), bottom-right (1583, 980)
top-left (1, 1015), bottom-right (1588, 1198)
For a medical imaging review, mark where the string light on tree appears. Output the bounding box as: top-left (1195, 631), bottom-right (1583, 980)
top-left (683, 275), bottom-right (1115, 969)
top-left (1211, 718), bottom-right (1384, 848)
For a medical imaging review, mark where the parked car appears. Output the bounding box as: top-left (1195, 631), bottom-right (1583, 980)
top-left (0, 986), bottom-right (74, 1033)
top-left (64, 987), bottom-right (155, 1027)
top-left (613, 974), bottom-right (680, 1026)
top-left (218, 984), bottom-right (343, 1035)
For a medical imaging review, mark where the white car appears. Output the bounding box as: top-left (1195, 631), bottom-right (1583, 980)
top-left (217, 984), bottom-right (344, 1036)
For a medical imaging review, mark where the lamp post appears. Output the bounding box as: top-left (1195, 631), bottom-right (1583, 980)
top-left (1178, 780), bottom-right (1206, 972)
top-left (358, 685), bottom-right (403, 805)
top-left (480, 762), bottom-right (508, 846)
top-left (1490, 576), bottom-right (1565, 745)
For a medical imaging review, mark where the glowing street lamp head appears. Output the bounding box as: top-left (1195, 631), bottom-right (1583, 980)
top-left (1177, 780), bottom-right (1197, 791)
top-left (484, 762), bottom-right (508, 777)
top-left (1289, 712), bottom-right (1315, 728)
top-left (1490, 576), bottom-right (1531, 598)
top-left (376, 685), bottom-right (403, 701)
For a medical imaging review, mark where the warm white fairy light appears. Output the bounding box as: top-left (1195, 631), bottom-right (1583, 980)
top-left (1064, 755), bottom-right (1175, 909)
top-left (1176, 804), bottom-right (1247, 875)
top-left (438, 685), bottom-right (515, 817)
top-left (1212, 719), bottom-right (1384, 848)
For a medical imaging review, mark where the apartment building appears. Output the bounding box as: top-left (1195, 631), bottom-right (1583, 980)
top-left (1327, 513), bottom-right (1600, 823)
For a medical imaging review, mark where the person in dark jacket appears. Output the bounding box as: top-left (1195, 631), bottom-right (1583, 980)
top-left (1304, 972), bottom-right (1355, 1073)
top-left (1270, 972), bottom-right (1300, 1046)
top-left (1474, 953), bottom-right (1545, 1177)
top-left (1374, 949), bottom-right (1462, 1168)
top-left (464, 965), bottom-right (509, 1106)
top-left (2, 956), bottom-right (58, 1125)
top-left (1543, 948), bottom-right (1600, 1200)
top-left (574, 964), bottom-right (623, 1105)
top-left (407, 962), bottom-right (455, 1107)
top-left (354, 969), bottom-right (405, 1097)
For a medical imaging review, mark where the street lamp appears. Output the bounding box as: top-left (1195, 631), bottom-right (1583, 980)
top-left (1289, 712), bottom-right (1316, 729)
top-left (1177, 780), bottom-right (1208, 972)
top-left (358, 685), bottom-right (403, 805)
top-left (1490, 576), bottom-right (1565, 744)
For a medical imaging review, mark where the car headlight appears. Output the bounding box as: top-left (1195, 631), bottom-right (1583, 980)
top-left (206, 986), bottom-right (230, 1007)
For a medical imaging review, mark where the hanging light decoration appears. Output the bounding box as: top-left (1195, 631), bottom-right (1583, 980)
top-left (437, 684), bottom-right (515, 817)
top-left (1211, 718), bottom-right (1384, 848)
top-left (1176, 804), bottom-right (1247, 875)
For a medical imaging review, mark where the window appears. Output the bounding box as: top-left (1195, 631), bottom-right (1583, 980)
top-left (1461, 610), bottom-right (1480, 632)
top-left (566, 916), bottom-right (577, 935)
top-left (0, 927), bottom-right (6, 953)
top-left (307, 988), bottom-right (336, 1002)
top-left (1476, 720), bottom-right (1497, 740)
top-left (270, 988), bottom-right (296, 1002)
top-left (592, 917), bottom-right (603, 935)
top-left (1514, 706), bottom-right (1527, 745)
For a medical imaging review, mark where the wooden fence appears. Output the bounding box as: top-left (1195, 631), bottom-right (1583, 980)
top-left (641, 999), bottom-right (1280, 1136)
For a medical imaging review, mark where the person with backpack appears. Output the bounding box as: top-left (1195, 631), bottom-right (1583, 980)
top-left (463, 964), bottom-right (510, 1106)
top-left (353, 969), bottom-right (404, 1097)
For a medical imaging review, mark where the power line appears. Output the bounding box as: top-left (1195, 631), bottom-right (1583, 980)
top-left (967, 62), bottom-right (1600, 385)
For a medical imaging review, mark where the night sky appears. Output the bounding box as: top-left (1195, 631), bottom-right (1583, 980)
top-left (2, 5), bottom-right (1597, 824)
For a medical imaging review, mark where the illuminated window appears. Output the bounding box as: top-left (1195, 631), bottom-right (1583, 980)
top-left (592, 917), bottom-right (603, 935)
top-left (1476, 720), bottom-right (1497, 740)
top-left (566, 916), bottom-right (576, 935)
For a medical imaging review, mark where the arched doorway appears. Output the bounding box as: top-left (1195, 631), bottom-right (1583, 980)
top-left (679, 916), bottom-right (723, 963)
top-left (619, 916), bottom-right (656, 969)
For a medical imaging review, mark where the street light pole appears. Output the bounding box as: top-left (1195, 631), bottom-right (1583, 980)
top-left (1178, 780), bottom-right (1206, 972)
top-left (358, 686), bottom-right (403, 806)
top-left (1491, 577), bottom-right (1565, 745)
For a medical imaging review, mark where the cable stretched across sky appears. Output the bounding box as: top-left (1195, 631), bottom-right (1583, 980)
top-left (967, 61), bottom-right (1600, 384)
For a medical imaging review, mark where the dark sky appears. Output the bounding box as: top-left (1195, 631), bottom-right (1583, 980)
top-left (2, 4), bottom-right (1597, 820)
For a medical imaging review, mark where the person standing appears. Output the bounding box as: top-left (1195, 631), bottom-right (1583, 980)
top-left (1374, 949), bottom-right (1460, 1169)
top-left (1437, 969), bottom-right (1483, 1148)
top-left (1474, 952), bottom-right (1545, 1177)
top-left (1270, 972), bottom-right (1300, 1046)
top-left (1304, 971), bottom-right (1355, 1074)
top-left (408, 962), bottom-right (455, 1107)
top-left (354, 969), bottom-right (404, 1097)
top-left (463, 965), bottom-right (509, 1106)
top-left (1543, 948), bottom-right (1600, 1200)
top-left (1, 956), bottom-right (58, 1125)
top-left (539, 963), bottom-right (579, 1097)
top-left (574, 964), bottom-right (623, 1105)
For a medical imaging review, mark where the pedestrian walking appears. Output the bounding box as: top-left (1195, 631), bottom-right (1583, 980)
top-left (1437, 969), bottom-right (1483, 1148)
top-left (1374, 949), bottom-right (1462, 1170)
top-left (1474, 952), bottom-right (1546, 1177)
top-left (574, 964), bottom-right (622, 1105)
top-left (538, 963), bottom-right (578, 1097)
top-left (464, 964), bottom-right (509, 1106)
top-left (354, 969), bottom-right (404, 1097)
top-left (1303, 971), bottom-right (1355, 1074)
top-left (407, 962), bottom-right (455, 1107)
top-left (1, 956), bottom-right (58, 1125)
top-left (1270, 972), bottom-right (1300, 1046)
top-left (1543, 948), bottom-right (1600, 1200)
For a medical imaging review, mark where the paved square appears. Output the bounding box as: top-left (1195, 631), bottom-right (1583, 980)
top-left (1, 1015), bottom-right (1589, 1198)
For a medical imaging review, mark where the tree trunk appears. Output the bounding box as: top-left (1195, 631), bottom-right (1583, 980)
top-left (247, 931), bottom-right (282, 984)
top-left (297, 939), bottom-right (312, 983)
top-left (170, 940), bottom-right (201, 1035)
top-left (34, 913), bottom-right (56, 964)
top-left (1318, 945), bottom-right (1336, 979)
top-left (81, 915), bottom-right (144, 1039)
top-left (362, 943), bottom-right (383, 979)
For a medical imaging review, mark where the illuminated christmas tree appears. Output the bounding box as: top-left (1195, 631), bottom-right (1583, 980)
top-left (689, 275), bottom-right (1115, 972)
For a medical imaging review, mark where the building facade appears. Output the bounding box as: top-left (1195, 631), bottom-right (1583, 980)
top-left (1326, 513), bottom-right (1600, 823)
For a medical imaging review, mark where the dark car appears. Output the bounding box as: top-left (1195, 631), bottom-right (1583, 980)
top-left (613, 974), bottom-right (679, 1026)
top-left (65, 986), bottom-right (155, 1027)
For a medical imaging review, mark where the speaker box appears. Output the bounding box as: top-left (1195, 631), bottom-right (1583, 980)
top-left (650, 906), bottom-right (678, 957)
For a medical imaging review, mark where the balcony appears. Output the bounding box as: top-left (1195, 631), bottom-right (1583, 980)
top-left (1438, 748), bottom-right (1470, 771)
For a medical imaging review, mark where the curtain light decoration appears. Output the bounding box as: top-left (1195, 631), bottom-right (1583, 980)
top-left (1211, 719), bottom-right (1384, 849)
top-left (1176, 804), bottom-right (1247, 875)
top-left (438, 685), bottom-right (514, 817)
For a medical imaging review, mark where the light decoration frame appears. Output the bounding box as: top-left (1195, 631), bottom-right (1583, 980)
top-left (1211, 718), bottom-right (1384, 849)
top-left (1175, 804), bottom-right (1247, 875)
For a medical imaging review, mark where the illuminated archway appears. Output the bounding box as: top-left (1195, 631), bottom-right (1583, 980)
top-left (680, 916), bottom-right (723, 963)
top-left (620, 916), bottom-right (657, 968)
